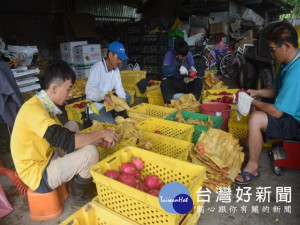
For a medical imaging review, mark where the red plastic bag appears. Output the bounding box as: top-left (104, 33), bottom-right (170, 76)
top-left (0, 184), bottom-right (13, 218)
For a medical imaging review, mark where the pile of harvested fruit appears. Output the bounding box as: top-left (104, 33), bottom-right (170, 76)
top-left (211, 91), bottom-right (232, 95)
top-left (104, 157), bottom-right (164, 197)
top-left (209, 96), bottom-right (233, 104)
top-left (73, 101), bottom-right (87, 108)
top-left (147, 80), bottom-right (160, 86)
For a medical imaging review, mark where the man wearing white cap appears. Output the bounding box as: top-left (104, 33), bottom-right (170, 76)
top-left (85, 41), bottom-right (130, 124)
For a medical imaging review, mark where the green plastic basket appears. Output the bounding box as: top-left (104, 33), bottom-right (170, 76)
top-left (165, 110), bottom-right (223, 143)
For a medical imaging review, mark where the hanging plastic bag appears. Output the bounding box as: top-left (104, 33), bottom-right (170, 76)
top-left (7, 45), bottom-right (38, 68)
top-left (133, 63), bottom-right (140, 70)
top-left (127, 62), bottom-right (140, 71)
top-left (0, 184), bottom-right (13, 218)
top-left (127, 63), bottom-right (134, 70)
top-left (242, 8), bottom-right (264, 26)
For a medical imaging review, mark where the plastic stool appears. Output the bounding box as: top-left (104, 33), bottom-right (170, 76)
top-left (27, 183), bottom-right (68, 221)
top-left (271, 140), bottom-right (300, 175)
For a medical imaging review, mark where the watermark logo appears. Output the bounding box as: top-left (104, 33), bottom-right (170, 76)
top-left (159, 182), bottom-right (193, 214)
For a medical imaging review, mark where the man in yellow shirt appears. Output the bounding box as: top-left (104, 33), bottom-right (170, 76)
top-left (11, 60), bottom-right (119, 207)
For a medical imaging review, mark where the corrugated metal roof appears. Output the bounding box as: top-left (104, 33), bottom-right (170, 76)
top-left (75, 0), bottom-right (140, 22)
top-left (0, 0), bottom-right (293, 20)
top-left (0, 0), bottom-right (141, 22)
top-left (114, 0), bottom-right (148, 9)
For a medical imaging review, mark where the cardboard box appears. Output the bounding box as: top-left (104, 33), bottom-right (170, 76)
top-left (189, 16), bottom-right (210, 29)
top-left (60, 41), bottom-right (88, 65)
top-left (210, 22), bottom-right (229, 36)
top-left (189, 27), bottom-right (207, 37)
top-left (209, 12), bottom-right (228, 23)
top-left (74, 67), bottom-right (91, 79)
top-left (73, 44), bottom-right (101, 68)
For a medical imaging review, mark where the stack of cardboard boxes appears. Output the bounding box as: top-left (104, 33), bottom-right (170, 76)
top-left (60, 41), bottom-right (101, 78)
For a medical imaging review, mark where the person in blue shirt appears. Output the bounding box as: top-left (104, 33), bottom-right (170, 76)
top-left (235, 21), bottom-right (300, 185)
top-left (160, 39), bottom-right (202, 103)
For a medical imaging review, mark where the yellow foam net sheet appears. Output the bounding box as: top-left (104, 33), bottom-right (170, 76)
top-left (168, 93), bottom-right (201, 112)
top-left (191, 128), bottom-right (244, 192)
top-left (104, 91), bottom-right (130, 112)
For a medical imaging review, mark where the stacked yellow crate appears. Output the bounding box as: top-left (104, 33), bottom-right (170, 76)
top-left (134, 80), bottom-right (161, 97)
top-left (120, 70), bottom-right (146, 89)
top-left (229, 107), bottom-right (279, 147)
top-left (90, 146), bottom-right (206, 225)
top-left (124, 88), bottom-right (136, 105)
top-left (65, 100), bottom-right (87, 124)
top-left (128, 103), bottom-right (177, 122)
top-left (135, 117), bottom-right (194, 142)
top-left (61, 117), bottom-right (206, 225)
top-left (61, 196), bottom-right (201, 224)
top-left (147, 88), bottom-right (165, 106)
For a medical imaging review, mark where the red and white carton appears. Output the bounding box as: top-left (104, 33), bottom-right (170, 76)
top-left (60, 41), bottom-right (88, 65)
top-left (74, 67), bottom-right (91, 79)
top-left (73, 44), bottom-right (101, 68)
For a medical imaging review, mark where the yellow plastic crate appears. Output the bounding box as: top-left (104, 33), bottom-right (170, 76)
top-left (90, 146), bottom-right (206, 225)
top-left (207, 88), bottom-right (239, 96)
top-left (228, 107), bottom-right (249, 139)
top-left (202, 95), bottom-right (234, 104)
top-left (146, 80), bottom-right (161, 91)
top-left (125, 88), bottom-right (136, 105)
top-left (128, 103), bottom-right (177, 122)
top-left (230, 107), bottom-right (250, 123)
top-left (141, 131), bottom-right (193, 161)
top-left (81, 127), bottom-right (137, 160)
top-left (134, 85), bottom-right (148, 97)
top-left (228, 119), bottom-right (248, 139)
top-left (228, 110), bottom-right (278, 147)
top-left (61, 197), bottom-right (201, 225)
top-left (135, 117), bottom-right (194, 142)
top-left (262, 138), bottom-right (283, 148)
top-left (127, 111), bottom-right (152, 123)
top-left (65, 100), bottom-right (87, 124)
top-left (60, 197), bottom-right (140, 225)
top-left (134, 81), bottom-right (161, 97)
top-left (147, 88), bottom-right (164, 106)
top-left (120, 70), bottom-right (147, 88)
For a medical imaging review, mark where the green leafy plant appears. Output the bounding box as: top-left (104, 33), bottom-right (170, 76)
top-left (281, 0), bottom-right (300, 18)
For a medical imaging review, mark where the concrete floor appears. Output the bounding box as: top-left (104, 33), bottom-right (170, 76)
top-left (1, 78), bottom-right (300, 225)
